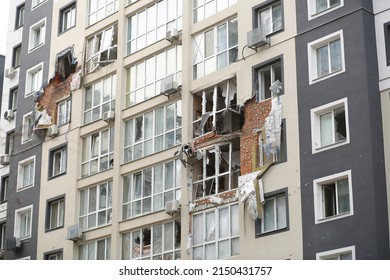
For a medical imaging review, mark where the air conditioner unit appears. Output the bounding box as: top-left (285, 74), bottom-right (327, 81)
top-left (247, 27), bottom-right (269, 49)
top-left (165, 28), bottom-right (179, 43)
top-left (6, 237), bottom-right (21, 250)
top-left (0, 154), bottom-right (10, 165)
top-left (5, 67), bottom-right (15, 79)
top-left (67, 224), bottom-right (83, 241)
top-left (165, 200), bottom-right (181, 215)
top-left (102, 110), bottom-right (115, 122)
top-left (3, 109), bottom-right (14, 121)
top-left (47, 125), bottom-right (59, 137)
top-left (160, 76), bottom-right (179, 96)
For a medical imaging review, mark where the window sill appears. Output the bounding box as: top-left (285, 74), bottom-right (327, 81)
top-left (45, 225), bottom-right (64, 233)
top-left (310, 68), bottom-right (344, 85)
top-left (28, 43), bottom-right (45, 53)
top-left (16, 185), bottom-right (34, 193)
top-left (309, 4), bottom-right (342, 20)
top-left (316, 212), bottom-right (352, 224)
top-left (256, 226), bottom-right (288, 238)
top-left (313, 139), bottom-right (348, 154)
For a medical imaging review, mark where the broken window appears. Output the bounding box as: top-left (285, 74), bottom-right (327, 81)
top-left (256, 60), bottom-right (282, 101)
top-left (193, 139), bottom-right (240, 200)
top-left (81, 127), bottom-right (114, 177)
top-left (193, 78), bottom-right (239, 137)
top-left (192, 203), bottom-right (239, 260)
top-left (85, 24), bottom-right (118, 74)
top-left (123, 159), bottom-right (181, 219)
top-left (84, 74), bottom-right (116, 125)
top-left (56, 49), bottom-right (77, 81)
top-left (124, 101), bottom-right (182, 162)
top-left (122, 220), bottom-right (181, 260)
top-left (258, 119), bottom-right (286, 167)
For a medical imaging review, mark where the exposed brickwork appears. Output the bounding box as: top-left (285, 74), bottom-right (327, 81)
top-left (240, 97), bottom-right (272, 176)
top-left (36, 73), bottom-right (73, 124)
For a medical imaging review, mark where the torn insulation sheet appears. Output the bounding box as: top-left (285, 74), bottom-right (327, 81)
top-left (263, 97), bottom-right (283, 158)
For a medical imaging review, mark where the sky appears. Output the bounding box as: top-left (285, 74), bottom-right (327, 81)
top-left (0, 0), bottom-right (11, 55)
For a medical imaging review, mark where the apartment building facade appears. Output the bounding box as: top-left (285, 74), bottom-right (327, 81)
top-left (0, 0), bottom-right (389, 260)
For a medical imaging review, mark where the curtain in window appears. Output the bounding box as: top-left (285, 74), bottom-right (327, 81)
top-left (263, 199), bottom-right (275, 232)
top-left (330, 39), bottom-right (342, 73)
top-left (260, 8), bottom-right (271, 36)
top-left (320, 112), bottom-right (332, 146)
top-left (272, 3), bottom-right (282, 32)
top-left (316, 45), bottom-right (329, 77)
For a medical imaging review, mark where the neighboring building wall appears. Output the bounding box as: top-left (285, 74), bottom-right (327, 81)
top-left (296, 1), bottom-right (390, 259)
top-left (4, 0), bottom-right (54, 260)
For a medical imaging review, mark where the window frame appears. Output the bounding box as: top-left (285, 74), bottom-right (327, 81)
top-left (313, 170), bottom-right (353, 224)
top-left (126, 0), bottom-right (183, 55)
top-left (0, 175), bottom-right (9, 203)
top-left (22, 112), bottom-right (34, 143)
top-left (79, 181), bottom-right (112, 231)
top-left (79, 237), bottom-right (111, 260)
top-left (46, 196), bottom-right (65, 231)
top-left (316, 245), bottom-right (355, 260)
top-left (384, 22), bottom-right (390, 67)
top-left (122, 220), bottom-right (181, 260)
top-left (25, 62), bottom-right (44, 97)
top-left (44, 249), bottom-right (63, 260)
top-left (9, 87), bottom-right (18, 111)
top-left (17, 156), bottom-right (36, 192)
top-left (59, 1), bottom-right (76, 34)
top-left (310, 97), bottom-right (349, 154)
top-left (308, 30), bottom-right (345, 84)
top-left (32, 0), bottom-right (48, 10)
top-left (28, 18), bottom-right (47, 52)
top-left (124, 101), bottom-right (182, 163)
top-left (5, 130), bottom-right (15, 155)
top-left (15, 3), bottom-right (25, 29)
top-left (192, 203), bottom-right (240, 260)
top-left (308, 0), bottom-right (343, 20)
top-left (57, 98), bottom-right (72, 126)
top-left (49, 145), bottom-right (68, 179)
top-left (14, 205), bottom-right (33, 240)
top-left (253, 0), bottom-right (284, 37)
top-left (192, 17), bottom-right (238, 79)
top-left (125, 45), bottom-right (182, 108)
top-left (0, 222), bottom-right (6, 250)
top-left (81, 127), bottom-right (115, 177)
top-left (83, 74), bottom-right (116, 125)
top-left (12, 44), bottom-right (22, 69)
top-left (193, 0), bottom-right (237, 24)
top-left (255, 188), bottom-right (289, 237)
top-left (87, 0), bottom-right (118, 26)
top-left (122, 159), bottom-right (181, 220)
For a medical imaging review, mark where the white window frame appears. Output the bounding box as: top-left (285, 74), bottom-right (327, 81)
top-left (85, 24), bottom-right (118, 74)
top-left (311, 97), bottom-right (349, 154)
top-left (122, 159), bottom-right (181, 220)
top-left (87, 0), bottom-right (118, 26)
top-left (308, 0), bottom-right (343, 20)
top-left (25, 62), bottom-right (44, 96)
top-left (60, 3), bottom-right (76, 33)
top-left (14, 205), bottom-right (33, 240)
top-left (17, 156), bottom-right (36, 192)
top-left (258, 192), bottom-right (287, 234)
top-left (122, 220), bottom-right (181, 260)
top-left (83, 74), bottom-right (116, 125)
top-left (127, 0), bottom-right (183, 55)
top-left (22, 112), bottom-right (34, 143)
top-left (28, 18), bottom-right (46, 52)
top-left (50, 146), bottom-right (67, 178)
top-left (45, 251), bottom-right (63, 260)
top-left (256, 60), bottom-right (282, 101)
top-left (124, 101), bottom-right (182, 162)
top-left (58, 99), bottom-right (71, 126)
top-left (316, 245), bottom-right (355, 260)
top-left (192, 203), bottom-right (239, 260)
top-left (79, 237), bottom-right (111, 260)
top-left (47, 197), bottom-right (65, 230)
top-left (81, 127), bottom-right (115, 177)
top-left (308, 30), bottom-right (345, 84)
top-left (193, 0), bottom-right (237, 23)
top-left (256, 1), bottom-right (283, 36)
top-left (192, 17), bottom-right (238, 79)
top-left (126, 45), bottom-right (182, 108)
top-left (79, 181), bottom-right (112, 231)
top-left (313, 170), bottom-right (353, 224)
top-left (32, 0), bottom-right (47, 9)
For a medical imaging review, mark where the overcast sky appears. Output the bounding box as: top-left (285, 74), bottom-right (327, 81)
top-left (0, 0), bottom-right (11, 55)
